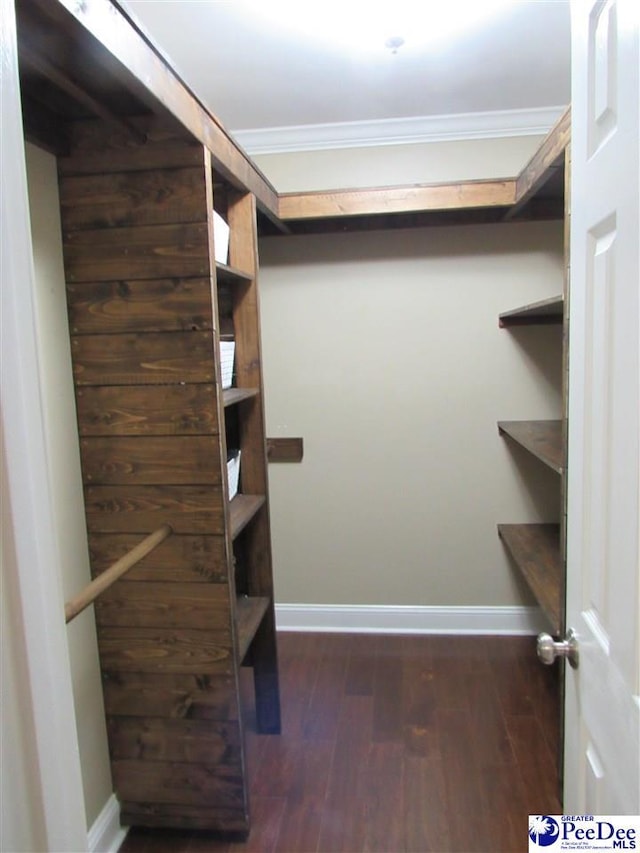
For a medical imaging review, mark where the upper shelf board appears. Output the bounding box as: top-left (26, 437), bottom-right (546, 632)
top-left (276, 108), bottom-right (570, 228)
top-left (499, 295), bottom-right (564, 327)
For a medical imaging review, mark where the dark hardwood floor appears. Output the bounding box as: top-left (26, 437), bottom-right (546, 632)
top-left (119, 632), bottom-right (561, 853)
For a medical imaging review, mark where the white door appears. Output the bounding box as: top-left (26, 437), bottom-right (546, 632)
top-left (564, 0), bottom-right (639, 814)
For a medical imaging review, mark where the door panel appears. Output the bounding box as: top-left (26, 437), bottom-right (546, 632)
top-left (565, 0), bottom-right (639, 814)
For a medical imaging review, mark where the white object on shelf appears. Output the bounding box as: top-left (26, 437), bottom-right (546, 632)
top-left (227, 450), bottom-right (241, 500)
top-left (213, 210), bottom-right (230, 265)
top-left (220, 340), bottom-right (235, 389)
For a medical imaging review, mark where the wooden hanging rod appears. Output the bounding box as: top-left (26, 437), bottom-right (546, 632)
top-left (64, 523), bottom-right (172, 624)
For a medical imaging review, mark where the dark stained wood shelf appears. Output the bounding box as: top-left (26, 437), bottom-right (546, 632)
top-left (229, 494), bottom-right (266, 540)
top-left (215, 262), bottom-right (253, 285)
top-left (235, 596), bottom-right (270, 662)
top-left (223, 387), bottom-right (259, 408)
top-left (267, 108), bottom-right (570, 233)
top-left (499, 295), bottom-right (564, 327)
top-left (498, 523), bottom-right (562, 633)
top-left (498, 420), bottom-right (564, 474)
top-left (267, 437), bottom-right (304, 463)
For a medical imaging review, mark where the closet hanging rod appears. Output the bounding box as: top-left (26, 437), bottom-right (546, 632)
top-left (64, 523), bottom-right (173, 624)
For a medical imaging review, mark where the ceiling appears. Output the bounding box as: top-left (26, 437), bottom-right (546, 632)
top-left (122, 0), bottom-right (571, 150)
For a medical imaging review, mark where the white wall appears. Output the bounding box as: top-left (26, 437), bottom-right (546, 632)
top-left (1, 437), bottom-right (48, 853)
top-left (260, 221), bottom-right (564, 609)
top-left (25, 144), bottom-right (113, 829)
top-left (254, 134), bottom-right (544, 191)
top-left (257, 136), bottom-right (564, 612)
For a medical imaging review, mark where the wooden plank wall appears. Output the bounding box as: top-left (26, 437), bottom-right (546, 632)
top-left (58, 119), bottom-right (248, 832)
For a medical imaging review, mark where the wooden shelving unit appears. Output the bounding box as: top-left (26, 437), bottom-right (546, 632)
top-left (497, 524), bottom-right (562, 633)
top-left (216, 262), bottom-right (254, 285)
top-left (497, 147), bottom-right (569, 638)
top-left (12, 1), bottom-right (281, 833)
top-left (223, 387), bottom-right (260, 407)
top-left (499, 295), bottom-right (564, 327)
top-left (498, 420), bottom-right (564, 474)
top-left (230, 494), bottom-right (266, 539)
top-left (236, 596), bottom-right (270, 662)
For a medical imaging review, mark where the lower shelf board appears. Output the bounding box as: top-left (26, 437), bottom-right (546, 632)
top-left (497, 523), bottom-right (562, 634)
top-left (229, 494), bottom-right (265, 540)
top-left (235, 595), bottom-right (270, 662)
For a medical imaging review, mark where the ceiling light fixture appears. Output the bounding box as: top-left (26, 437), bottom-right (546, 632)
top-left (384, 36), bottom-right (405, 54)
top-left (244, 0), bottom-right (515, 53)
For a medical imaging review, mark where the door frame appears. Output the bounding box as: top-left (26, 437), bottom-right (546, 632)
top-left (1, 0), bottom-right (87, 848)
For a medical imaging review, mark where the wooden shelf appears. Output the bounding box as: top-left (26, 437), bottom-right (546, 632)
top-left (216, 262), bottom-right (253, 285)
top-left (235, 596), bottom-right (270, 662)
top-left (498, 420), bottom-right (564, 474)
top-left (229, 494), bottom-right (265, 540)
top-left (498, 523), bottom-right (562, 633)
top-left (266, 437), bottom-right (304, 463)
top-left (499, 295), bottom-right (564, 327)
top-left (223, 387), bottom-right (259, 407)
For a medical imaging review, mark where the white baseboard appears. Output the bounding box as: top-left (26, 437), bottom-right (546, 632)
top-left (275, 603), bottom-right (547, 635)
top-left (88, 794), bottom-right (128, 853)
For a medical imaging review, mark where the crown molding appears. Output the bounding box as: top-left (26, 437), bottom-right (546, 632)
top-left (233, 106), bottom-right (566, 155)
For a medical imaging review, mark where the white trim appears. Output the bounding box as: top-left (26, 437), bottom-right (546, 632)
top-left (1, 2), bottom-right (87, 849)
top-left (88, 795), bottom-right (128, 853)
top-left (233, 106), bottom-right (566, 155)
top-left (275, 603), bottom-right (548, 635)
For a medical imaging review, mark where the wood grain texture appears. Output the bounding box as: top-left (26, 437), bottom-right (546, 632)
top-left (84, 484), bottom-right (224, 534)
top-left (229, 494), bottom-right (265, 540)
top-left (498, 419), bottom-right (564, 474)
top-left (112, 759), bottom-right (244, 807)
top-left (266, 437), bottom-right (303, 463)
top-left (120, 632), bottom-right (562, 851)
top-left (515, 107), bottom-right (571, 205)
top-left (48, 0), bottom-right (279, 217)
top-left (59, 167), bottom-right (208, 230)
top-left (102, 671), bottom-right (238, 720)
top-left (216, 262), bottom-right (253, 286)
top-left (223, 387), bottom-right (260, 408)
top-left (63, 222), bottom-right (211, 282)
top-left (120, 803), bottom-right (249, 834)
top-left (76, 384), bottom-right (218, 436)
top-left (97, 626), bottom-right (233, 674)
top-left (107, 717), bottom-right (241, 764)
top-left (235, 596), bottom-right (269, 662)
top-left (278, 179), bottom-right (516, 221)
top-left (80, 436), bottom-right (221, 485)
top-left (95, 581), bottom-right (231, 629)
top-left (498, 523), bottom-right (562, 634)
top-left (58, 118), bottom-right (204, 176)
top-left (88, 533), bottom-right (228, 583)
top-left (71, 331), bottom-right (216, 385)
top-left (67, 278), bottom-right (215, 335)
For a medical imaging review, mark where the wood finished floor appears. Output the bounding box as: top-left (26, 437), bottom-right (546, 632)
top-left (120, 632), bottom-right (561, 853)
